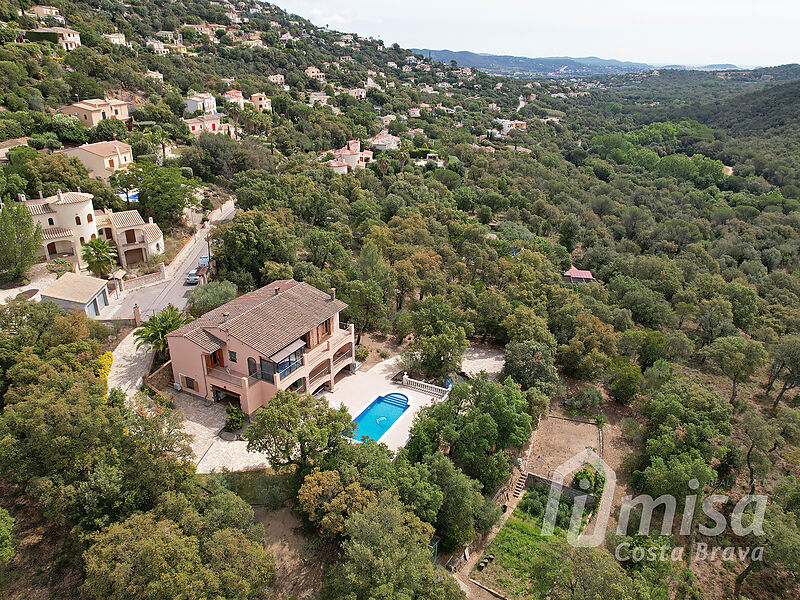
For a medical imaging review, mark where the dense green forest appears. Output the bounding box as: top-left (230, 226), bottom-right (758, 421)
top-left (1, 0), bottom-right (800, 598)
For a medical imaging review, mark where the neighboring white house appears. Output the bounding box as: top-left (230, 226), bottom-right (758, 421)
top-left (29, 26), bottom-right (81, 50)
top-left (145, 70), bottom-right (164, 83)
top-left (185, 92), bottom-right (217, 114)
top-left (370, 130), bottom-right (401, 152)
top-left (23, 190), bottom-right (99, 264)
top-left (326, 160), bottom-right (348, 175)
top-left (102, 32), bottom-right (128, 46)
top-left (146, 39), bottom-right (169, 55)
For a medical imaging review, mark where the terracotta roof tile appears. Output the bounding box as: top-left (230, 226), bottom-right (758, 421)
top-left (42, 226), bottom-right (74, 240)
top-left (109, 210), bottom-right (145, 229)
top-left (169, 280), bottom-right (347, 358)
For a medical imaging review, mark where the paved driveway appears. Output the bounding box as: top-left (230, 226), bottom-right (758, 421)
top-left (108, 329), bottom-right (152, 396)
top-left (171, 390), bottom-right (271, 473)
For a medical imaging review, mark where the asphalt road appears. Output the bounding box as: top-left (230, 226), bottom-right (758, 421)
top-left (104, 202), bottom-right (235, 320)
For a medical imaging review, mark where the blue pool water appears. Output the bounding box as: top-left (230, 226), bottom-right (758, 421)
top-left (352, 393), bottom-right (410, 442)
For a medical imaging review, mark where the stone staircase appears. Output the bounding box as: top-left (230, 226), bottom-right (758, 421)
top-left (513, 472), bottom-right (528, 498)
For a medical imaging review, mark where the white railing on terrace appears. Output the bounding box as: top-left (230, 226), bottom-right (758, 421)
top-left (401, 372), bottom-right (450, 398)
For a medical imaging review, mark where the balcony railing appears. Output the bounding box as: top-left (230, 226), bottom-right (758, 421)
top-left (208, 367), bottom-right (245, 387)
top-left (333, 349), bottom-right (352, 365)
top-left (309, 367), bottom-right (331, 384)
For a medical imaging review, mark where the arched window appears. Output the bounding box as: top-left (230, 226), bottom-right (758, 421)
top-left (87, 213), bottom-right (93, 223)
top-left (248, 358), bottom-right (257, 377)
top-left (48, 218), bottom-right (54, 226)
top-left (80, 237), bottom-right (85, 244)
top-left (75, 215), bottom-right (81, 225)
top-left (91, 233), bottom-right (96, 239)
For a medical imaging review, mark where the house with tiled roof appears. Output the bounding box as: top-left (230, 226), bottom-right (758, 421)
top-left (59, 97), bottom-right (130, 127)
top-left (61, 141), bottom-right (132, 180)
top-left (563, 265), bottom-right (596, 284)
top-left (27, 26), bottom-right (80, 50)
top-left (183, 113), bottom-right (235, 138)
top-left (167, 280), bottom-right (356, 414)
top-left (330, 140), bottom-right (372, 170)
top-left (22, 5), bottom-right (64, 22)
top-left (94, 208), bottom-right (163, 268)
top-left (23, 189), bottom-right (98, 264)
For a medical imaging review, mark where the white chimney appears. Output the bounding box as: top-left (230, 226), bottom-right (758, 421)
top-left (330, 287), bottom-right (336, 301)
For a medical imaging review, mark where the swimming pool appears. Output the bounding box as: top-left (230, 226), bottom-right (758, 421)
top-left (352, 393), bottom-right (410, 442)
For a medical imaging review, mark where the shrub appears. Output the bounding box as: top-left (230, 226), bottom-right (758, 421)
top-left (46, 257), bottom-right (72, 278)
top-left (570, 386), bottom-right (602, 414)
top-left (96, 351), bottom-right (113, 389)
top-left (572, 464), bottom-right (605, 497)
top-left (620, 417), bottom-right (644, 445)
top-left (355, 346), bottom-right (369, 362)
top-left (224, 404), bottom-right (246, 432)
top-left (379, 349), bottom-right (389, 359)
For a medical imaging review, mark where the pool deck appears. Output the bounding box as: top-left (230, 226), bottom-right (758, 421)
top-left (324, 371), bottom-right (438, 451)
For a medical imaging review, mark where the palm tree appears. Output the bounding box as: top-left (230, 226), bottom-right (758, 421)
top-left (134, 305), bottom-right (193, 357)
top-left (81, 238), bottom-right (118, 277)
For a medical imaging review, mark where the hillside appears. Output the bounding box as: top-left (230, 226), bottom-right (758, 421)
top-left (1, 2), bottom-right (800, 600)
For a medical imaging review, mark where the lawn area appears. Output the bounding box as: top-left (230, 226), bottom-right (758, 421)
top-left (473, 510), bottom-right (555, 599)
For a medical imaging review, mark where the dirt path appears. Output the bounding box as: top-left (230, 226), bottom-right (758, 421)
top-left (253, 506), bottom-right (325, 599)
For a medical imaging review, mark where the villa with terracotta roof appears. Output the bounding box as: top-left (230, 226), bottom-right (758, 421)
top-left (59, 98), bottom-right (129, 126)
top-left (183, 113), bottom-right (235, 138)
top-left (61, 141), bottom-right (132, 179)
top-left (563, 265), bottom-right (597, 284)
top-left (94, 209), bottom-right (164, 268)
top-left (20, 190), bottom-right (161, 268)
top-left (167, 280), bottom-right (356, 414)
top-left (330, 140), bottom-right (372, 170)
top-left (222, 89), bottom-right (245, 109)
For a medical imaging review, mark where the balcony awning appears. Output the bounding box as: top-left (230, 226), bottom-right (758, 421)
top-left (269, 338), bottom-right (306, 363)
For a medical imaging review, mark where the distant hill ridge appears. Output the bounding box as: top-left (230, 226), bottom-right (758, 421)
top-left (413, 49), bottom-right (742, 77)
top-left (412, 48), bottom-right (652, 76)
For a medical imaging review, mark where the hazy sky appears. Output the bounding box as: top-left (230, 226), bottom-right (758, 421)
top-left (274, 0), bottom-right (797, 67)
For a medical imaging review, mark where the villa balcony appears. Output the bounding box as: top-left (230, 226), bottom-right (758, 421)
top-left (309, 366), bottom-right (331, 385)
top-left (207, 367), bottom-right (246, 389)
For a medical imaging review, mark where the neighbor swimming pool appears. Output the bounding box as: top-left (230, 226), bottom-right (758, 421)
top-left (352, 393), bottom-right (410, 442)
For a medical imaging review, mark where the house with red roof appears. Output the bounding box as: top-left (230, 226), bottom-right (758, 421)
top-left (563, 265), bottom-right (597, 285)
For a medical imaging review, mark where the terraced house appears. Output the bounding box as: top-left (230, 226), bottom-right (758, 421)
top-left (166, 280), bottom-right (356, 414)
